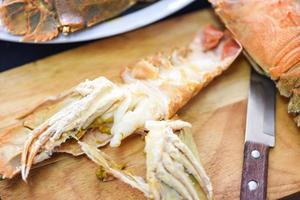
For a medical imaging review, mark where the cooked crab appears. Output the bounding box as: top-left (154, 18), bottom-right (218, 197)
top-left (144, 120), bottom-right (213, 200)
top-left (209, 0), bottom-right (300, 125)
top-left (0, 25), bottom-right (241, 181)
top-left (80, 120), bottom-right (213, 200)
top-left (20, 77), bottom-right (124, 179)
top-left (0, 0), bottom-right (154, 42)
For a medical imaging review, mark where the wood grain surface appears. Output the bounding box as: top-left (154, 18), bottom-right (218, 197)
top-left (0, 10), bottom-right (300, 200)
top-left (241, 141), bottom-right (269, 200)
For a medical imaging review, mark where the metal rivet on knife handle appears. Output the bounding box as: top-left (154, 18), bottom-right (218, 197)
top-left (241, 70), bottom-right (275, 200)
top-left (248, 180), bottom-right (258, 191)
top-left (251, 150), bottom-right (261, 159)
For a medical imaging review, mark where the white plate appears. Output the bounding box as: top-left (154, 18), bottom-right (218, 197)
top-left (0, 0), bottom-right (195, 44)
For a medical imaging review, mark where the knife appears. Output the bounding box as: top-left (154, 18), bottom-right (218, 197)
top-left (240, 69), bottom-right (276, 200)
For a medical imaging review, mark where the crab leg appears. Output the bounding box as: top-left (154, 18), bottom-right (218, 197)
top-left (170, 134), bottom-right (213, 197)
top-left (21, 77), bottom-right (124, 180)
top-left (167, 142), bottom-right (212, 196)
top-left (81, 120), bottom-right (213, 200)
top-left (156, 162), bottom-right (194, 200)
top-left (145, 120), bottom-right (213, 200)
top-left (162, 153), bottom-right (199, 200)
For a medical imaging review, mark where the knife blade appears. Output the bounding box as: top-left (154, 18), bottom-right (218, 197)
top-left (240, 69), bottom-right (276, 200)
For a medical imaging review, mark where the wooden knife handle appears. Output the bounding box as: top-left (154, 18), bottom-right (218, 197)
top-left (240, 141), bottom-right (269, 200)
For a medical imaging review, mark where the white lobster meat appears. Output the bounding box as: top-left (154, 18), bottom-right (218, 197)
top-left (81, 120), bottom-right (213, 200)
top-left (0, 25), bottom-right (241, 186)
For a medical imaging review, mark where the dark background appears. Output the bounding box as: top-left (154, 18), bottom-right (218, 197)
top-left (0, 0), bottom-right (210, 72)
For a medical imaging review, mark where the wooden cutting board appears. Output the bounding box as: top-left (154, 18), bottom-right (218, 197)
top-left (0, 9), bottom-right (300, 200)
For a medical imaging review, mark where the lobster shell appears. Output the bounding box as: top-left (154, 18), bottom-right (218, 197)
top-left (0, 0), bottom-right (141, 42)
top-left (210, 0), bottom-right (300, 124)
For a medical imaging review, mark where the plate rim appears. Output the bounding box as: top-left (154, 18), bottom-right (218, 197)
top-left (0, 0), bottom-right (195, 44)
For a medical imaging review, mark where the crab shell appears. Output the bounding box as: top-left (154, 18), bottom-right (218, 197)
top-left (0, 0), bottom-right (140, 42)
top-left (0, 25), bottom-right (242, 181)
top-left (210, 0), bottom-right (300, 124)
top-left (210, 0), bottom-right (300, 80)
